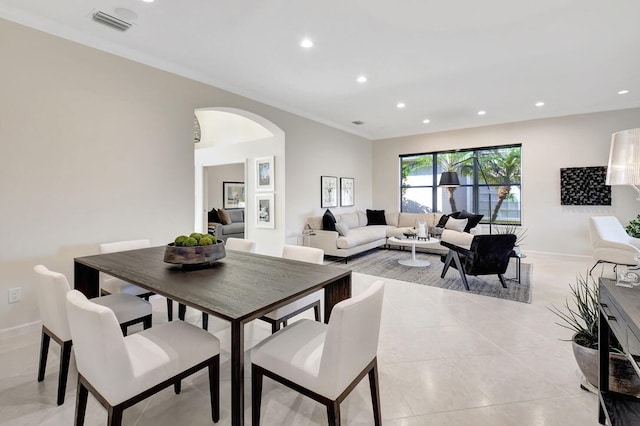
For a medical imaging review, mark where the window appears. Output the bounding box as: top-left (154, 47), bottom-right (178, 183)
top-left (400, 145), bottom-right (522, 225)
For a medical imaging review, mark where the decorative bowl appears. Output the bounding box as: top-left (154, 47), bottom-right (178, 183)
top-left (163, 242), bottom-right (226, 265)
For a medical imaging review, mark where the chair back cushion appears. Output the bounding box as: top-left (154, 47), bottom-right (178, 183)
top-left (590, 216), bottom-right (631, 247)
top-left (282, 245), bottom-right (324, 264)
top-left (466, 234), bottom-right (516, 274)
top-left (225, 237), bottom-right (257, 253)
top-left (34, 265), bottom-right (72, 341)
top-left (319, 280), bottom-right (384, 395)
top-left (65, 290), bottom-right (134, 402)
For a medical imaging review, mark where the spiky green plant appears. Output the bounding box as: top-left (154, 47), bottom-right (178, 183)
top-left (626, 214), bottom-right (640, 238)
top-left (548, 274), bottom-right (621, 351)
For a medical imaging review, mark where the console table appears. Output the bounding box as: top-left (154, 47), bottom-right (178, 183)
top-left (598, 278), bottom-right (640, 425)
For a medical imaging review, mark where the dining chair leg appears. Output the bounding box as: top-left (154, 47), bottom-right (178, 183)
top-left (202, 313), bottom-right (209, 331)
top-left (167, 299), bottom-right (173, 321)
top-left (252, 364), bottom-right (264, 426)
top-left (271, 321), bottom-right (280, 334)
top-left (143, 314), bottom-right (152, 330)
top-left (120, 325), bottom-right (128, 336)
top-left (75, 378), bottom-right (88, 426)
top-left (178, 303), bottom-right (186, 321)
top-left (209, 355), bottom-right (220, 422)
top-left (37, 328), bottom-right (50, 382)
top-left (57, 340), bottom-right (73, 405)
top-left (368, 360), bottom-right (382, 426)
top-left (174, 381), bottom-right (181, 394)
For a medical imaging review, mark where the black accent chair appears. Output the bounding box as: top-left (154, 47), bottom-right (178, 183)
top-left (440, 234), bottom-right (517, 290)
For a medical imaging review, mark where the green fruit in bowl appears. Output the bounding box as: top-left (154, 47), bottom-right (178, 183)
top-left (200, 236), bottom-right (214, 245)
top-left (184, 237), bottom-right (198, 247)
top-left (174, 235), bottom-right (188, 246)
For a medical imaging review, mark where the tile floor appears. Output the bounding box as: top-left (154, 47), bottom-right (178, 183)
top-left (0, 252), bottom-right (606, 425)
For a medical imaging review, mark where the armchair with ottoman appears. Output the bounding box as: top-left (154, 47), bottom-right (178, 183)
top-left (207, 208), bottom-right (245, 242)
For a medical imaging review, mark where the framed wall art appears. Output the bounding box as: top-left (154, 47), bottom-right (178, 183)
top-left (256, 193), bottom-right (275, 228)
top-left (223, 181), bottom-right (245, 209)
top-left (255, 156), bottom-right (274, 192)
top-left (340, 177), bottom-right (354, 207)
top-left (560, 166), bottom-right (611, 206)
top-left (321, 176), bottom-right (338, 208)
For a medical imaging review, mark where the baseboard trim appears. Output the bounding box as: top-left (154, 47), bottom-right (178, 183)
top-left (0, 320), bottom-right (41, 340)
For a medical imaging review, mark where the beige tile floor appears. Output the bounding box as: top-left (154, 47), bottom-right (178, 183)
top-left (0, 252), bottom-right (605, 425)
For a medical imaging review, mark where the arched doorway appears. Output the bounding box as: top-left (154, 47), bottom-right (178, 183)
top-left (194, 108), bottom-right (286, 256)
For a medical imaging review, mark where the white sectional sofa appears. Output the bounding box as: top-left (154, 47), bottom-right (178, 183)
top-left (305, 210), bottom-right (477, 259)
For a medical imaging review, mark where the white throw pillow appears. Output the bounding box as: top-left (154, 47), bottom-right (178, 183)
top-left (335, 221), bottom-right (349, 236)
top-left (444, 217), bottom-right (468, 233)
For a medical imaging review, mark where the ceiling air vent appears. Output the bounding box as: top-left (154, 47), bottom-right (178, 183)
top-left (92, 11), bottom-right (132, 31)
top-left (352, 120), bottom-right (365, 125)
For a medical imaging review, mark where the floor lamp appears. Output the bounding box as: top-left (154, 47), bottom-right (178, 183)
top-left (438, 155), bottom-right (493, 234)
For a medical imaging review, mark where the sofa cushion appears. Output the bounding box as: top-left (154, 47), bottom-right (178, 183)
top-left (398, 212), bottom-right (431, 228)
top-left (307, 216), bottom-right (323, 230)
top-left (335, 221), bottom-right (349, 237)
top-left (445, 217), bottom-right (468, 233)
top-left (385, 211), bottom-right (399, 227)
top-left (366, 209), bottom-right (387, 225)
top-left (218, 208), bottom-right (231, 225)
top-left (221, 222), bottom-right (245, 235)
top-left (336, 226), bottom-right (387, 249)
top-left (208, 208), bottom-right (221, 223)
top-left (452, 210), bottom-right (483, 233)
top-left (228, 209), bottom-right (244, 223)
top-left (358, 211), bottom-right (368, 227)
top-left (340, 212), bottom-right (360, 229)
top-left (323, 209), bottom-right (337, 231)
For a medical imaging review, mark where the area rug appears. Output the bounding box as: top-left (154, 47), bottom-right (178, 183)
top-left (329, 248), bottom-right (532, 303)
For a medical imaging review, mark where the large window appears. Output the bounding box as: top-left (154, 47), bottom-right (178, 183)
top-left (400, 144), bottom-right (522, 225)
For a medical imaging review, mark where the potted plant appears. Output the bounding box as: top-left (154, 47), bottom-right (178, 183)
top-left (548, 274), bottom-right (640, 395)
top-left (626, 214), bottom-right (640, 238)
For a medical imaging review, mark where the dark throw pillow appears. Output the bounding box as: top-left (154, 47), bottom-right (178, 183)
top-left (366, 209), bottom-right (387, 226)
top-left (323, 209), bottom-right (337, 231)
top-left (454, 210), bottom-right (484, 233)
top-left (208, 208), bottom-right (221, 223)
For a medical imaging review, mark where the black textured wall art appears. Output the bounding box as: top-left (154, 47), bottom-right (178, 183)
top-left (560, 166), bottom-right (611, 205)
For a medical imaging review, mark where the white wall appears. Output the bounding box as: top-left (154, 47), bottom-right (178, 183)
top-left (0, 19), bottom-right (371, 333)
top-left (372, 108), bottom-right (640, 256)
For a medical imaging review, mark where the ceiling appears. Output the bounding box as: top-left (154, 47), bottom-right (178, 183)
top-left (2, 0), bottom-right (639, 140)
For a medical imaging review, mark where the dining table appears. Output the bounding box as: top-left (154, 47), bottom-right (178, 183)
top-left (73, 246), bottom-right (352, 426)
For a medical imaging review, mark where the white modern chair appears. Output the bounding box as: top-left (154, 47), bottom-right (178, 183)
top-left (259, 245), bottom-right (324, 333)
top-left (34, 265), bottom-right (152, 406)
top-left (251, 280), bottom-right (385, 426)
top-left (66, 290), bottom-right (221, 426)
top-left (99, 239), bottom-right (175, 321)
top-left (589, 216), bottom-right (640, 274)
top-left (195, 237), bottom-right (257, 330)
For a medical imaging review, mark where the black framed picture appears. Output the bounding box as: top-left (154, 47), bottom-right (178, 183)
top-left (560, 166), bottom-right (611, 205)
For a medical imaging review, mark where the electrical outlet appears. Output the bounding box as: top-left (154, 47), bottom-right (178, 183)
top-left (8, 287), bottom-right (22, 303)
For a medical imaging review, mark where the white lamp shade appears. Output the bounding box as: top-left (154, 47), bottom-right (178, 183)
top-left (606, 128), bottom-right (640, 186)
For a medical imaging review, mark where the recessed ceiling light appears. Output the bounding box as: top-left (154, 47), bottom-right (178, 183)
top-left (300, 38), bottom-right (313, 49)
top-left (356, 75), bottom-right (367, 84)
top-left (618, 89), bottom-right (630, 95)
top-left (397, 102), bottom-right (406, 109)
top-left (423, 119), bottom-right (430, 124)
top-left (535, 101), bottom-right (545, 107)
top-left (142, 0), bottom-right (154, 3)
top-left (477, 110), bottom-right (486, 116)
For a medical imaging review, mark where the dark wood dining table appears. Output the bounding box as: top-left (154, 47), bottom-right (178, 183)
top-left (73, 246), bottom-right (352, 426)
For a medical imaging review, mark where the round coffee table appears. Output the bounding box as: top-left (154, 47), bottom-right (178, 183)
top-left (388, 236), bottom-right (439, 267)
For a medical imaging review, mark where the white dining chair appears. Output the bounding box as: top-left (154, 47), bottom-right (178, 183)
top-left (34, 265), bottom-right (152, 405)
top-left (194, 237), bottom-right (258, 330)
top-left (259, 245), bottom-right (324, 333)
top-left (251, 280), bottom-right (385, 425)
top-left (66, 290), bottom-right (221, 426)
top-left (99, 239), bottom-right (175, 321)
